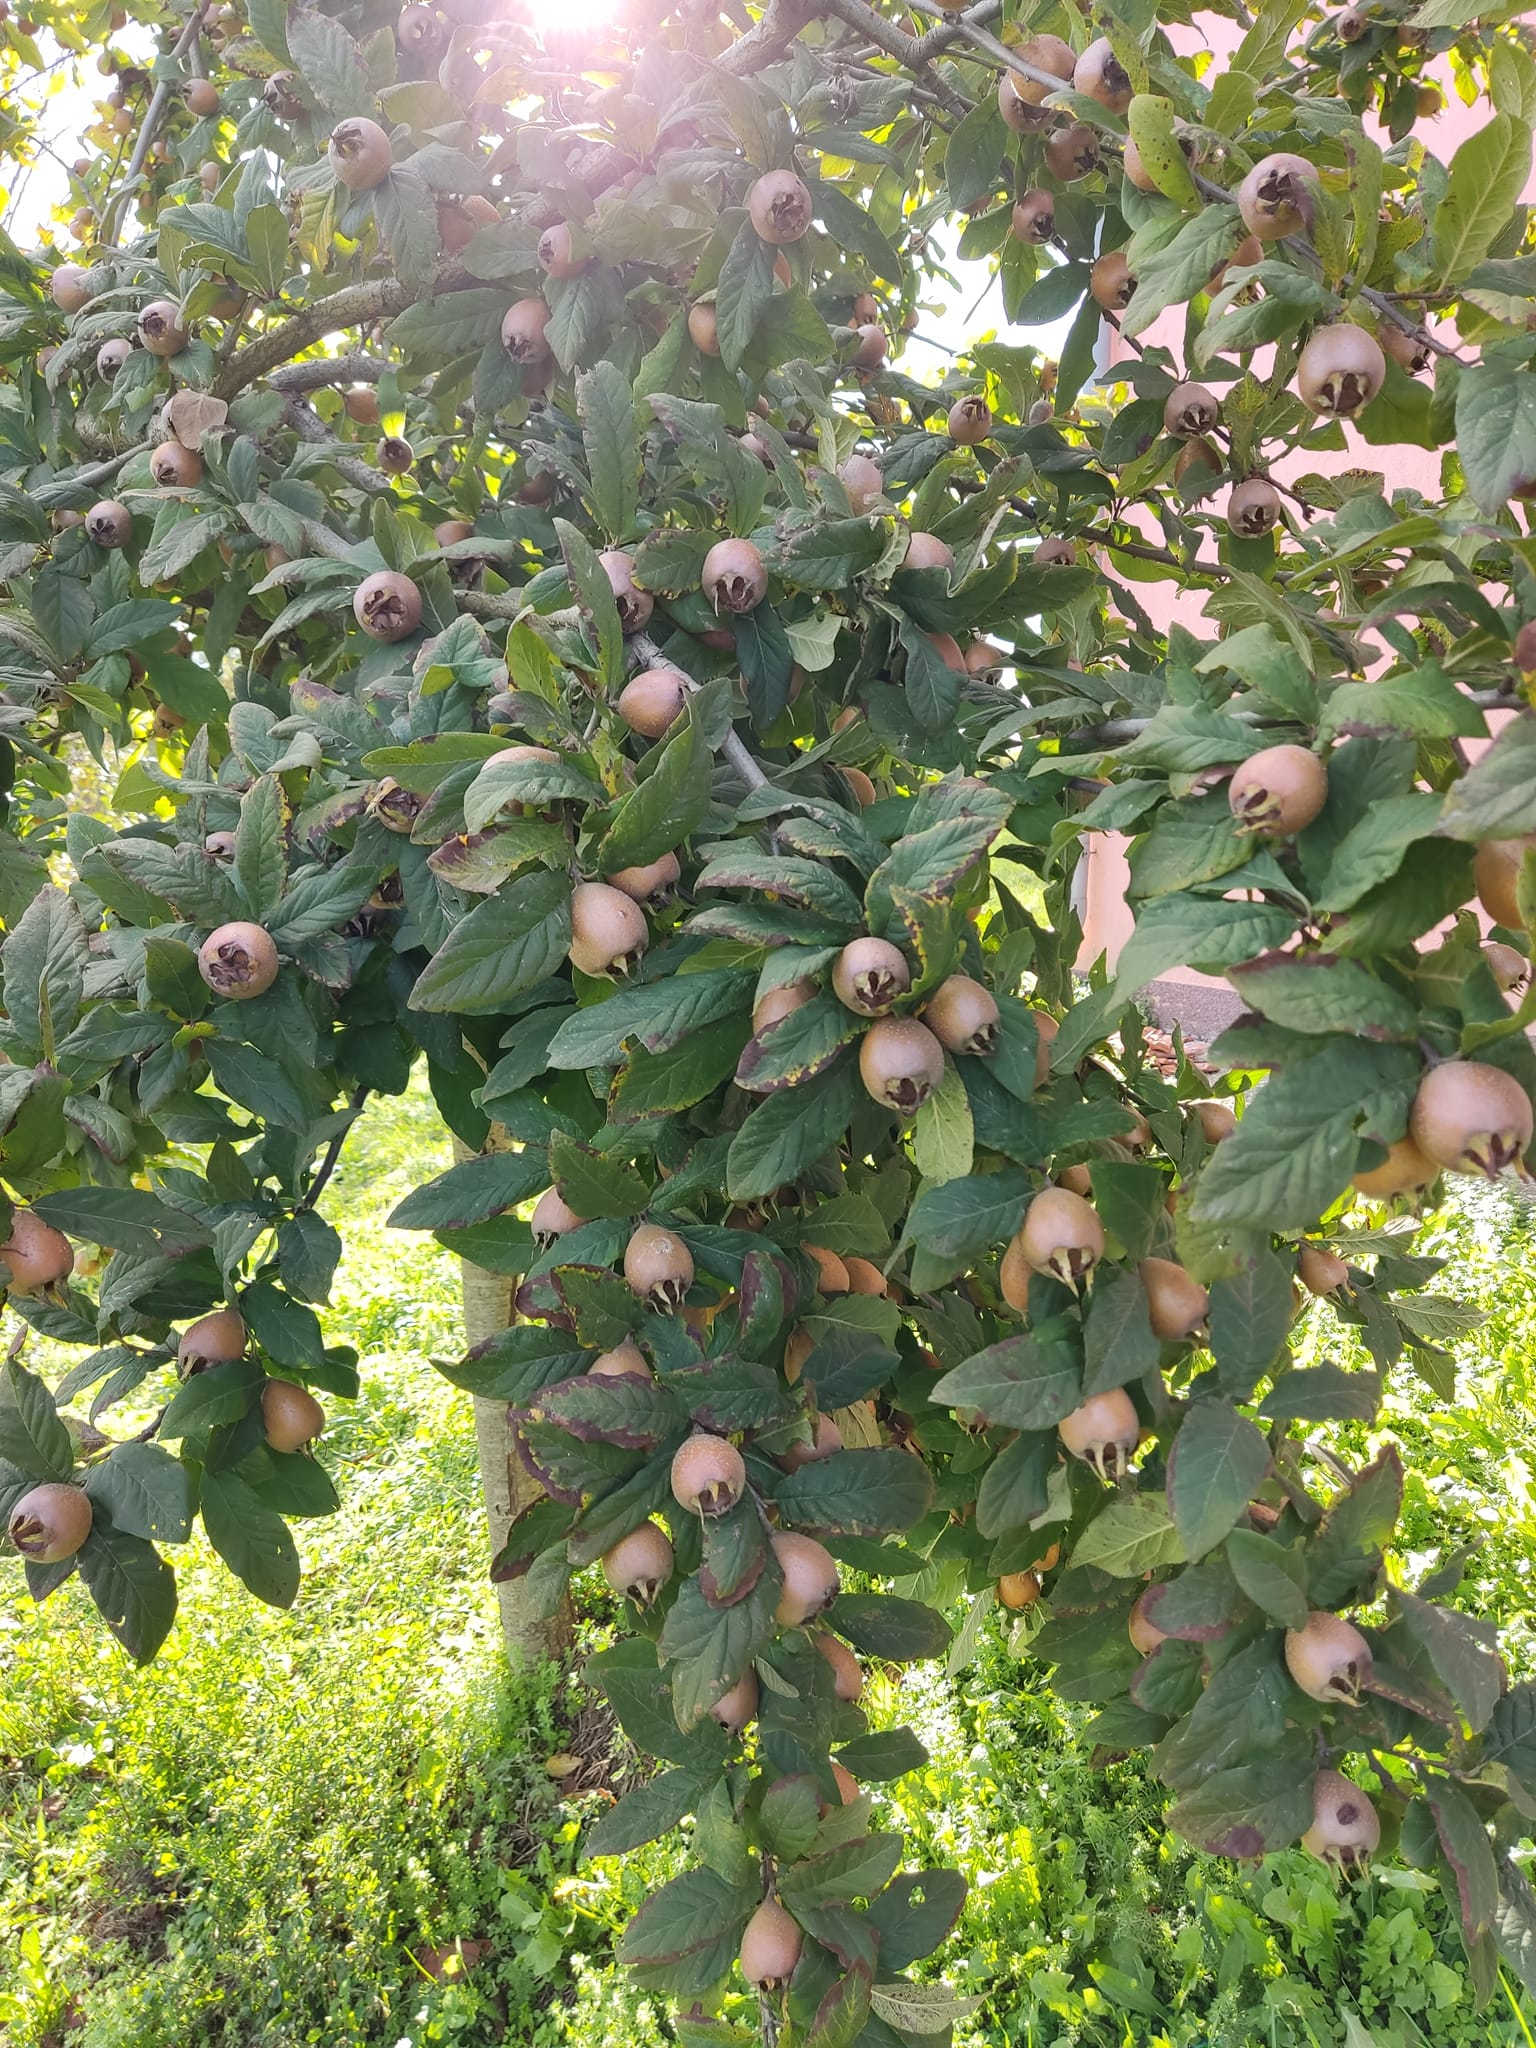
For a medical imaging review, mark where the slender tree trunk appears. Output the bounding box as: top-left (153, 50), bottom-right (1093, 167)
top-left (455, 1136), bottom-right (571, 1663)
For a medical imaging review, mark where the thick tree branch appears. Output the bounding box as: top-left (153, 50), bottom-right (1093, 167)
top-left (718, 0), bottom-right (812, 76)
top-left (285, 399), bottom-right (393, 495)
top-left (214, 279), bottom-right (421, 399)
top-left (270, 353), bottom-right (396, 393)
top-left (812, 0), bottom-right (972, 115)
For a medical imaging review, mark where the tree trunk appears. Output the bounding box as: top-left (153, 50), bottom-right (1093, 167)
top-left (455, 1136), bottom-right (571, 1663)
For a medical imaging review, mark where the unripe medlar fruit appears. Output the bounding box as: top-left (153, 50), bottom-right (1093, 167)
top-left (568, 880), bottom-right (648, 978)
top-left (8, 1483), bottom-right (92, 1563)
top-left (1059, 1389), bottom-right (1139, 1480)
top-left (1140, 1256), bottom-right (1209, 1340)
top-left (1475, 837), bottom-right (1532, 929)
top-left (434, 520), bottom-right (474, 547)
top-left (598, 548), bottom-right (652, 634)
top-left (262, 1377), bottom-right (325, 1452)
top-left (537, 221), bottom-right (588, 279)
top-left (1237, 153), bottom-right (1316, 241)
top-left (772, 1529), bottom-right (840, 1626)
top-left (377, 435), bottom-right (413, 474)
top-left (1380, 321), bottom-right (1431, 375)
top-left (702, 537), bottom-right (767, 615)
top-left (922, 973), bottom-right (998, 1055)
top-left (531, 1186), bottom-right (586, 1245)
top-left (601, 1522), bottom-right (673, 1605)
top-left (710, 1668), bottom-right (759, 1733)
top-left (858, 1016), bottom-right (945, 1116)
top-left (343, 386), bottom-right (380, 425)
top-left (501, 297), bottom-right (553, 366)
top-left (1228, 744), bottom-right (1328, 836)
top-left (1044, 124), bottom-right (1101, 181)
top-left (625, 1222), bottom-right (693, 1313)
top-left (814, 1630), bottom-right (863, 1701)
top-left (96, 336), bottom-right (133, 379)
top-left (1089, 251), bottom-right (1136, 312)
top-left (185, 76), bottom-right (219, 115)
top-left (1294, 1242), bottom-right (1348, 1297)
top-left (1302, 1770), bottom-right (1380, 1865)
top-left (1129, 1590), bottom-right (1166, 1654)
top-left (839, 452), bottom-right (883, 514)
top-left (1409, 1059), bottom-right (1533, 1179)
top-left (86, 499), bottom-right (132, 547)
top-left (1017, 1187), bottom-right (1104, 1288)
top-left (1296, 325), bottom-right (1385, 419)
top-left (1074, 36), bottom-right (1133, 113)
top-left (51, 262), bottom-right (92, 312)
top-left (1484, 940), bottom-right (1529, 992)
top-left (1011, 190), bottom-right (1055, 245)
top-left (753, 979), bottom-right (815, 1034)
top-left (670, 1430), bottom-right (745, 1515)
top-left (1164, 382), bottom-right (1218, 438)
top-left (947, 396), bottom-right (992, 445)
top-left (588, 1340), bottom-right (651, 1379)
top-left (997, 1568), bottom-right (1041, 1610)
top-left (397, 3), bottom-right (444, 54)
top-left (137, 297), bottom-right (187, 356)
top-left (178, 1308), bottom-right (246, 1370)
top-left (747, 168), bottom-right (813, 244)
top-left (832, 936), bottom-right (910, 1015)
top-left (780, 1414), bottom-right (843, 1472)
top-left (353, 569), bottom-right (422, 642)
top-left (1284, 1610), bottom-right (1372, 1703)
top-left (687, 301), bottom-right (720, 355)
top-left (0, 1211), bottom-right (75, 1294)
top-left (151, 440), bottom-right (202, 487)
top-left (328, 116), bottom-right (393, 190)
top-left (1191, 1098), bottom-right (1237, 1143)
top-left (1034, 538), bottom-right (1077, 567)
top-left (851, 321), bottom-right (887, 369)
top-left (1227, 478), bottom-right (1282, 536)
top-left (197, 920), bottom-right (279, 999)
top-left (1007, 32), bottom-right (1074, 106)
top-left (1352, 1134), bottom-right (1435, 1199)
top-left (605, 850), bottom-right (680, 904)
top-left (740, 1899), bottom-right (801, 1989)
top-left (903, 532), bottom-right (953, 573)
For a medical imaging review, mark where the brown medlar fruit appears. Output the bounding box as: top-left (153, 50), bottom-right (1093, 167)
top-left (198, 920), bottom-right (279, 999)
top-left (1284, 1610), bottom-right (1372, 1703)
top-left (1139, 1256), bottom-right (1209, 1340)
top-left (96, 336), bottom-right (133, 379)
top-left (947, 396), bottom-right (992, 445)
top-left (740, 1900), bottom-right (802, 1990)
top-left (1089, 251), bottom-right (1136, 312)
top-left (328, 116), bottom-right (393, 190)
top-left (1017, 1187), bottom-right (1104, 1287)
top-left (858, 1016), bottom-right (945, 1115)
top-left (772, 1529), bottom-right (840, 1625)
top-left (1237, 152), bottom-right (1316, 241)
top-left (1227, 477), bottom-right (1282, 536)
top-left (702, 537), bottom-right (768, 615)
top-left (1227, 744), bottom-right (1328, 835)
top-left (747, 168), bottom-right (813, 245)
top-left (568, 880), bottom-right (649, 977)
top-left (352, 569), bottom-right (422, 641)
top-left (1409, 1058), bottom-right (1533, 1179)
top-left (625, 1222), bottom-right (693, 1312)
top-left (601, 1522), bottom-right (673, 1605)
top-left (50, 262), bottom-right (92, 312)
top-left (8, 1483), bottom-right (92, 1563)
top-left (1163, 382), bottom-right (1218, 438)
top-left (1296, 324), bottom-right (1385, 418)
top-left (671, 1431), bottom-right (745, 1514)
top-left (136, 297), bottom-right (187, 356)
top-left (1011, 190), bottom-right (1055, 244)
top-left (1073, 36), bottom-right (1133, 113)
top-left (922, 973), bottom-right (998, 1054)
top-left (178, 1308), bottom-right (247, 1370)
top-left (261, 1378), bottom-right (325, 1452)
top-left (1058, 1389), bottom-right (1139, 1479)
top-left (599, 548), bottom-right (652, 634)
top-left (832, 936), bottom-right (910, 1015)
top-left (0, 1211), bottom-right (75, 1295)
top-left (151, 441), bottom-right (202, 487)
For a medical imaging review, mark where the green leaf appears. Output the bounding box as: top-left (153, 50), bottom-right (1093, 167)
top-left (599, 711), bottom-right (711, 873)
top-left (409, 869), bottom-right (572, 1014)
top-left (287, 7), bottom-right (376, 115)
top-left (615, 1865), bottom-right (755, 1974)
top-left (578, 359), bottom-right (640, 545)
top-left (1082, 1265), bottom-right (1160, 1394)
top-left (1225, 1528), bottom-right (1308, 1628)
top-left (389, 1148), bottom-right (545, 1229)
top-left (735, 995), bottom-right (862, 1096)
top-left (84, 1442), bottom-right (193, 1543)
top-left (549, 1132), bottom-right (649, 1220)
top-left (0, 1359), bottom-right (73, 1479)
top-left (1114, 897), bottom-right (1296, 993)
top-left (1395, 1590), bottom-right (1502, 1733)
top-left (548, 970), bottom-right (756, 1069)
top-left (1432, 113), bottom-right (1533, 287)
top-left (1425, 1773), bottom-right (1500, 1941)
top-left (583, 1766), bottom-right (709, 1861)
top-left (897, 613), bottom-right (960, 731)
top-left (1208, 1251), bottom-right (1293, 1398)
top-left (158, 1356), bottom-right (264, 1439)
top-left (776, 1448), bottom-right (933, 1538)
top-left (2, 884), bottom-right (87, 1059)
top-left (901, 1169), bottom-right (1032, 1287)
top-left (714, 220), bottom-right (776, 372)
top-left (31, 1187), bottom-right (212, 1257)
top-left (242, 1282), bottom-right (326, 1368)
top-left (1123, 204), bottom-right (1244, 337)
top-left (235, 771), bottom-right (287, 922)
top-left (835, 1728), bottom-right (931, 1785)
top-left (1189, 1041), bottom-right (1419, 1232)
top-left (201, 1466), bottom-right (301, 1608)
top-left (1321, 663), bottom-right (1487, 744)
top-left (1167, 1401), bottom-right (1270, 1560)
top-left (945, 96), bottom-right (1008, 212)
top-left (931, 1331), bottom-right (1082, 1431)
top-left (1259, 1361), bottom-right (1382, 1422)
top-left (1226, 954), bottom-right (1416, 1039)
top-left (556, 516), bottom-right (624, 689)
top-left (1307, 1445), bottom-right (1402, 1607)
top-left (1167, 1751), bottom-right (1314, 1859)
top-left (1454, 362), bottom-right (1536, 516)
top-left (387, 289), bottom-right (510, 353)
top-left (831, 1593), bottom-right (950, 1662)
top-left (1072, 1491), bottom-right (1186, 1576)
top-left (780, 1833), bottom-right (903, 1913)
top-left (726, 1058), bottom-right (858, 1202)
top-left (1125, 94), bottom-right (1200, 206)
top-left (77, 1522), bottom-right (177, 1664)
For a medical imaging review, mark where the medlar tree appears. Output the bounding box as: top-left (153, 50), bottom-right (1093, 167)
top-left (2, 0), bottom-right (1536, 2033)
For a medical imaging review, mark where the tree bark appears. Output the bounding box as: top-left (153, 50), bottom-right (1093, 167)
top-left (455, 1135), bottom-right (572, 1663)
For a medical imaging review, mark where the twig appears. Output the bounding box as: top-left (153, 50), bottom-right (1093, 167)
top-left (812, 0), bottom-right (971, 115)
top-left (99, 1), bottom-right (213, 247)
top-left (270, 353), bottom-right (396, 393)
top-left (285, 399), bottom-right (393, 496)
top-left (295, 1086), bottom-right (370, 1214)
top-left (632, 632), bottom-right (770, 789)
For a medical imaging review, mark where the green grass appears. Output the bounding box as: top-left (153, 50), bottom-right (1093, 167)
top-left (3, 1094), bottom-right (1535, 2046)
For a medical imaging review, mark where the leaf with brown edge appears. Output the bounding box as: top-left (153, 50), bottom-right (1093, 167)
top-left (1426, 1773), bottom-right (1500, 1941)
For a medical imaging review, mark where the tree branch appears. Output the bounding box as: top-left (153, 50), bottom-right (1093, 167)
top-left (718, 0), bottom-right (813, 76)
top-left (214, 278), bottom-right (423, 399)
top-left (269, 353), bottom-right (396, 393)
top-left (811, 0), bottom-right (972, 115)
top-left (631, 632), bottom-right (770, 789)
top-left (99, 0), bottom-right (212, 246)
top-left (284, 399), bottom-right (394, 495)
